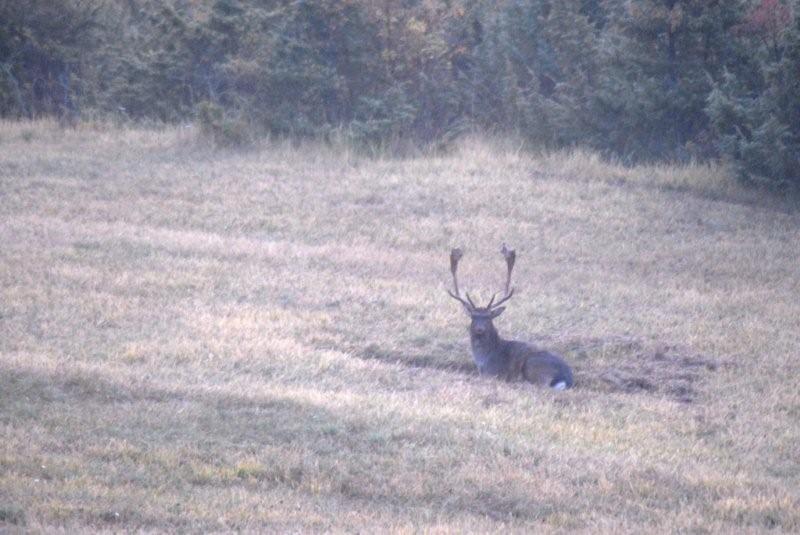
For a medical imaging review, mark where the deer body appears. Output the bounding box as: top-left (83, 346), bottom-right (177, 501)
top-left (470, 324), bottom-right (573, 389)
top-left (448, 246), bottom-right (574, 390)
top-left (472, 338), bottom-right (573, 390)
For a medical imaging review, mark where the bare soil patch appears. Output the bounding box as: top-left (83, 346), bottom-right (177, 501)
top-left (565, 337), bottom-right (723, 403)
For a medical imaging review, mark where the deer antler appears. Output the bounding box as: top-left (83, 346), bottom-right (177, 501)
top-left (501, 243), bottom-right (515, 295)
top-left (449, 248), bottom-right (463, 295)
top-left (447, 246), bottom-right (517, 311)
top-left (447, 248), bottom-right (475, 311)
top-left (489, 244), bottom-right (516, 309)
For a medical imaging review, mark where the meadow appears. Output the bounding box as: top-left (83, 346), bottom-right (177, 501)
top-left (1, 120), bottom-right (799, 532)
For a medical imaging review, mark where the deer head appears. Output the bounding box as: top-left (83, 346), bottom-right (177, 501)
top-left (447, 245), bottom-right (516, 341)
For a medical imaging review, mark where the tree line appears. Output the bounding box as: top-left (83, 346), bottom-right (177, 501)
top-left (1, 0), bottom-right (798, 187)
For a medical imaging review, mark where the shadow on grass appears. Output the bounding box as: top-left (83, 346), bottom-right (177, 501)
top-left (0, 359), bottom-right (573, 530)
top-left (352, 335), bottom-right (724, 404)
top-left (0, 352), bottom-right (786, 533)
top-left (359, 342), bottom-right (476, 375)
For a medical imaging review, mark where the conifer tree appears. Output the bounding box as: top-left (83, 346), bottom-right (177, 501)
top-left (0, 0), bottom-right (104, 118)
top-left (589, 0), bottom-right (746, 161)
top-left (707, 0), bottom-right (799, 187)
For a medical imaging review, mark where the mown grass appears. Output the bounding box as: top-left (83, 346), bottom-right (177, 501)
top-left (1, 120), bottom-right (799, 532)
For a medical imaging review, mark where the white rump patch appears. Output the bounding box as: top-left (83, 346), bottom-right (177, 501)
top-left (552, 381), bottom-right (567, 391)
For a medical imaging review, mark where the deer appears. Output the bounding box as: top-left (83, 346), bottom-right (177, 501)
top-left (447, 245), bottom-right (574, 390)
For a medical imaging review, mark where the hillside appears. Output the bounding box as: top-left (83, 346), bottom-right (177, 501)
top-left (1, 121), bottom-right (799, 532)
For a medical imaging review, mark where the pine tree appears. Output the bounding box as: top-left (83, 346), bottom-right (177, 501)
top-left (707, 0), bottom-right (800, 188)
top-left (539, 0), bottom-right (601, 146)
top-left (0, 0), bottom-right (104, 119)
top-left (589, 0), bottom-right (747, 162)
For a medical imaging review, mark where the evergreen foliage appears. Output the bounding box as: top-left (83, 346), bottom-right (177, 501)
top-left (0, 0), bottom-right (105, 119)
top-left (707, 0), bottom-right (800, 187)
top-left (0, 0), bottom-right (798, 187)
top-left (587, 0), bottom-right (748, 162)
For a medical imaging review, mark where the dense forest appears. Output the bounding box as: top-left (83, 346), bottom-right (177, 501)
top-left (1, 0), bottom-right (798, 187)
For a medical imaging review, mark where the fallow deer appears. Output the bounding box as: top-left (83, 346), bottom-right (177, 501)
top-left (447, 245), bottom-right (574, 390)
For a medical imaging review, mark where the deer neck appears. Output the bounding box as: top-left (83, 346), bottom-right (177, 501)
top-left (470, 324), bottom-right (502, 358)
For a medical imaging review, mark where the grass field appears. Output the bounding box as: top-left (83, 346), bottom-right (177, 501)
top-left (1, 120), bottom-right (799, 532)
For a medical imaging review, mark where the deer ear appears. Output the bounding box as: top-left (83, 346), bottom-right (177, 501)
top-left (489, 307), bottom-right (506, 319)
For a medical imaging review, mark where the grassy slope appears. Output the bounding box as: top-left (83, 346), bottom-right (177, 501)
top-left (1, 121), bottom-right (798, 532)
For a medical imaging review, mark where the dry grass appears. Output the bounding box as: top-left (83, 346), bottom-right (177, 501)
top-left (1, 120), bottom-right (799, 532)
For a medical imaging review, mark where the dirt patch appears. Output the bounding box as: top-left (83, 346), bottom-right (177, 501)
top-left (564, 337), bottom-right (724, 403)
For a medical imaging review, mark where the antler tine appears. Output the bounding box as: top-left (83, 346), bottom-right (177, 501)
top-left (485, 292), bottom-right (497, 309)
top-left (489, 287), bottom-right (515, 309)
top-left (447, 289), bottom-right (474, 310)
top-left (465, 292), bottom-right (477, 309)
